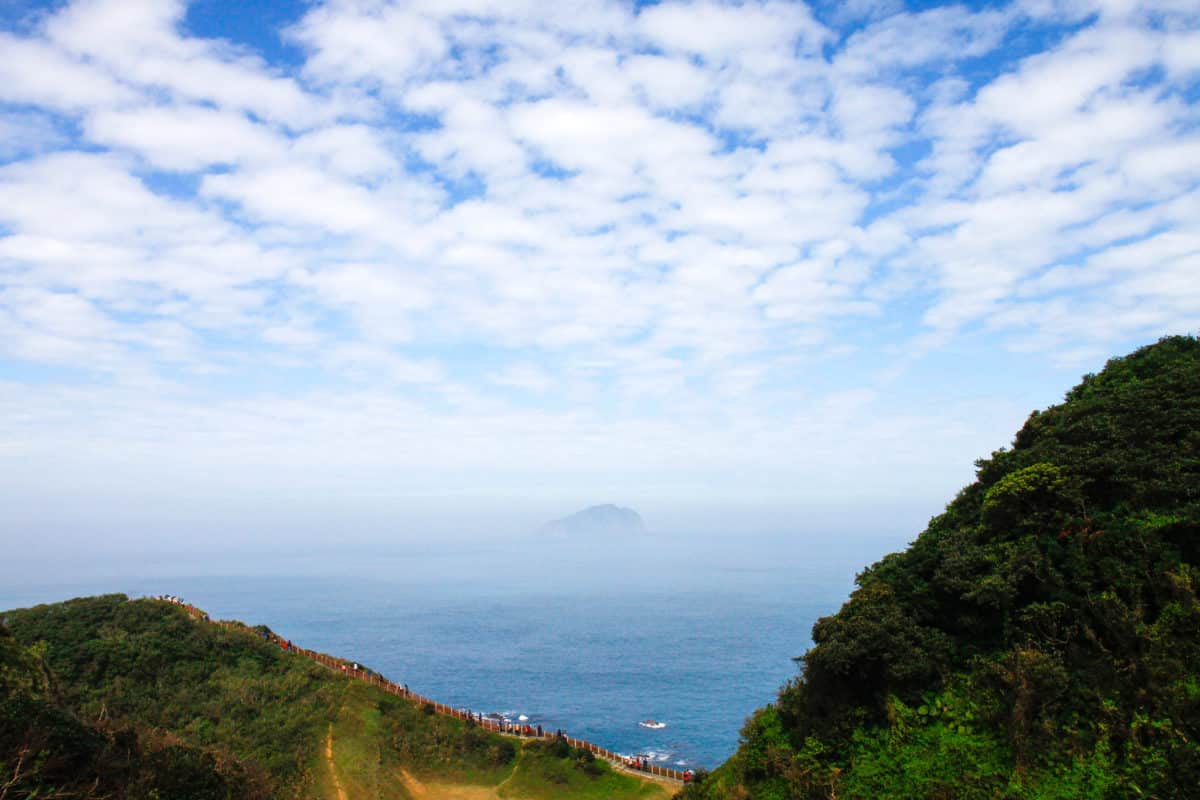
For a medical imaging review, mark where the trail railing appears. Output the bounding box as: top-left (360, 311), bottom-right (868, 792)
top-left (170, 599), bottom-right (688, 785)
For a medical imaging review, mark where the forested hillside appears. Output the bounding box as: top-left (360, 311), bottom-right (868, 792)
top-left (0, 594), bottom-right (669, 800)
top-left (686, 336), bottom-right (1200, 800)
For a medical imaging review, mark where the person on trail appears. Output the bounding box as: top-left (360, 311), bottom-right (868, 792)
top-left (536, 724), bottom-right (543, 737)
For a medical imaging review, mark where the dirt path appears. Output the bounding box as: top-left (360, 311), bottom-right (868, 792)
top-left (397, 768), bottom-right (505, 800)
top-left (326, 725), bottom-right (348, 800)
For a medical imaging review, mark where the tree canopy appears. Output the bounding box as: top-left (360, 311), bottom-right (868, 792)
top-left (686, 335), bottom-right (1200, 800)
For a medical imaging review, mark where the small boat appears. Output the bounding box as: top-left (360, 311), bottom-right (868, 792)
top-left (639, 720), bottom-right (667, 729)
top-left (518, 714), bottom-right (529, 722)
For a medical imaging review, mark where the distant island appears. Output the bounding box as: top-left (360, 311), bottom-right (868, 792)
top-left (541, 504), bottom-right (647, 536)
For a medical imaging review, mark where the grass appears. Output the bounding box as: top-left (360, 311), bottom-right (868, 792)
top-left (321, 680), bottom-right (412, 799)
top-left (497, 743), bottom-right (672, 800)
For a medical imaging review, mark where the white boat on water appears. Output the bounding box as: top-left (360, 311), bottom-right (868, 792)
top-left (639, 720), bottom-right (667, 729)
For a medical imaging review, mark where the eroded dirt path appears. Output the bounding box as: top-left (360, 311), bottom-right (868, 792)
top-left (397, 768), bottom-right (505, 800)
top-left (326, 725), bottom-right (348, 800)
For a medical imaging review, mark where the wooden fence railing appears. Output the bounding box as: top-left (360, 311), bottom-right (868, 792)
top-left (168, 599), bottom-right (689, 785)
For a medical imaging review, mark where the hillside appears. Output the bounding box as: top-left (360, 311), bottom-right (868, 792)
top-left (684, 335), bottom-right (1200, 799)
top-left (0, 594), bottom-right (672, 800)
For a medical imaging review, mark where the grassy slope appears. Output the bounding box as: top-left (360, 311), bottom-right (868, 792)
top-left (323, 681), bottom-right (412, 800)
top-left (499, 744), bottom-right (670, 800)
top-left (1, 594), bottom-right (670, 800)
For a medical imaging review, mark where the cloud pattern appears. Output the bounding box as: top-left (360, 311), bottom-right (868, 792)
top-left (0, 0), bottom-right (1197, 521)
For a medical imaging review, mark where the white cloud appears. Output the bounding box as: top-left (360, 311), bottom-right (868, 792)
top-left (298, 263), bottom-right (432, 343)
top-left (0, 33), bottom-right (137, 111)
top-left (623, 55), bottom-right (711, 110)
top-left (46, 0), bottom-right (338, 127)
top-left (0, 152), bottom-right (206, 241)
top-left (0, 0), bottom-right (1197, 528)
top-left (201, 164), bottom-right (435, 239)
top-left (291, 0), bottom-right (448, 90)
top-left (636, 0), bottom-right (826, 61)
top-left (834, 5), bottom-right (1010, 78)
top-left (292, 125), bottom-right (401, 179)
top-left (86, 105), bottom-right (286, 171)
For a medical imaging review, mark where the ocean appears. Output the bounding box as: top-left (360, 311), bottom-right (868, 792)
top-left (1, 530), bottom-right (906, 769)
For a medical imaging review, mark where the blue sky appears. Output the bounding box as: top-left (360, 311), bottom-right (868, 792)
top-left (0, 0), bottom-right (1198, 555)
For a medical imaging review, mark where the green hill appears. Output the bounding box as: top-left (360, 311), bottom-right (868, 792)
top-left (0, 594), bottom-right (672, 800)
top-left (684, 335), bottom-right (1200, 799)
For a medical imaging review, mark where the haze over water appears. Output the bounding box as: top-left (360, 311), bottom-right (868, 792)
top-left (0, 529), bottom-right (907, 768)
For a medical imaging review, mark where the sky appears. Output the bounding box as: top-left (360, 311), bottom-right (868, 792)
top-left (1, 0), bottom-right (1198, 566)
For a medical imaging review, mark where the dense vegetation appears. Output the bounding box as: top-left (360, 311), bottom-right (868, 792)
top-left (0, 594), bottom-right (667, 799)
top-left (0, 596), bottom-right (288, 798)
top-left (685, 335), bottom-right (1200, 800)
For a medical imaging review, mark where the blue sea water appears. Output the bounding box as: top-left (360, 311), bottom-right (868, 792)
top-left (1, 531), bottom-right (905, 769)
